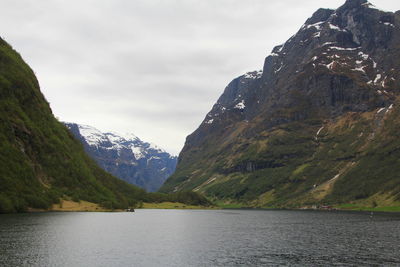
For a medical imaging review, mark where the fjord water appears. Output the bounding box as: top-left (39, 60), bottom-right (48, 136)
top-left (0, 210), bottom-right (399, 266)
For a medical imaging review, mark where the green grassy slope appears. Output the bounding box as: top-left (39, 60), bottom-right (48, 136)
top-left (0, 37), bottom-right (150, 213)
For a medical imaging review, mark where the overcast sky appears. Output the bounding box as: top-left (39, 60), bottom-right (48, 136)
top-left (0, 0), bottom-right (398, 154)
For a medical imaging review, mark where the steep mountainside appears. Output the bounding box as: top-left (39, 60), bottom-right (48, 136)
top-left (64, 123), bottom-right (177, 192)
top-left (161, 0), bottom-right (400, 208)
top-left (0, 37), bottom-right (148, 213)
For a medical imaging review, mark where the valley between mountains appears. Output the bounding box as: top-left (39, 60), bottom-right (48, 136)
top-left (0, 36), bottom-right (207, 212)
top-left (1, 0), bottom-right (400, 213)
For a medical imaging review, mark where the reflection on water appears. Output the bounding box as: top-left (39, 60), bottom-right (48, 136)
top-left (0, 210), bottom-right (400, 266)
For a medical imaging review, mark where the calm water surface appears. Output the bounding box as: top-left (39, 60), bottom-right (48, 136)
top-left (0, 209), bottom-right (399, 266)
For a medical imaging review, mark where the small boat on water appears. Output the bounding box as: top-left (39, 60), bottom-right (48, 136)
top-left (125, 208), bottom-right (135, 212)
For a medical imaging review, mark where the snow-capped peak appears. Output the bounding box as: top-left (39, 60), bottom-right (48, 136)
top-left (105, 132), bottom-right (139, 142)
top-left (121, 132), bottom-right (139, 142)
top-left (64, 122), bottom-right (173, 160)
top-left (77, 124), bottom-right (108, 146)
top-left (104, 132), bottom-right (126, 144)
top-left (63, 122), bottom-right (177, 192)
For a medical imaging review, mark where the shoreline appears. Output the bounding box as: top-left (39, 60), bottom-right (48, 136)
top-left (22, 200), bottom-right (216, 213)
top-left (21, 207), bottom-right (400, 215)
top-left (7, 199), bottom-right (400, 214)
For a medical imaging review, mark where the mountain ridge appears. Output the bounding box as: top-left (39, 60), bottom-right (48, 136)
top-left (64, 122), bottom-right (177, 192)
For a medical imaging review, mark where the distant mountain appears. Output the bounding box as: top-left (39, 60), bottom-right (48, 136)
top-left (64, 123), bottom-right (177, 192)
top-left (0, 37), bottom-right (146, 213)
top-left (161, 0), bottom-right (400, 209)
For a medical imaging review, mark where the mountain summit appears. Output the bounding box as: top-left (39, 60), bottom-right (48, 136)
top-left (65, 123), bottom-right (177, 192)
top-left (161, 1), bottom-right (400, 208)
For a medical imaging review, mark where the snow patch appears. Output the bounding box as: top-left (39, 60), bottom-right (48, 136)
top-left (322, 42), bottom-right (336, 47)
top-left (329, 46), bottom-right (360, 51)
top-left (275, 62), bottom-right (284, 73)
top-left (313, 32), bottom-right (321, 38)
top-left (121, 132), bottom-right (139, 141)
top-left (374, 74), bottom-right (382, 84)
top-left (328, 23), bottom-right (345, 31)
top-left (244, 70), bottom-right (263, 79)
top-left (327, 62), bottom-right (335, 70)
top-left (323, 61), bottom-right (335, 70)
top-left (383, 22), bottom-right (395, 27)
top-left (205, 119), bottom-right (214, 124)
top-left (106, 132), bottom-right (125, 144)
top-left (353, 66), bottom-right (366, 74)
top-left (358, 52), bottom-right (369, 60)
top-left (131, 146), bottom-right (145, 160)
top-left (386, 104), bottom-right (394, 113)
top-left (234, 100), bottom-right (245, 110)
top-left (305, 21), bottom-right (324, 30)
top-left (377, 108), bottom-right (386, 114)
top-left (77, 124), bottom-right (108, 146)
top-left (315, 126), bottom-right (324, 140)
top-left (381, 76), bottom-right (388, 88)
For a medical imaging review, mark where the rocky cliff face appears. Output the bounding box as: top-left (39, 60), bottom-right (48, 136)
top-left (161, 0), bottom-right (400, 208)
top-left (65, 123), bottom-right (177, 192)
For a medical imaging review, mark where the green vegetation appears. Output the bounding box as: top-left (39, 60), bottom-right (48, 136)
top-left (0, 37), bottom-right (209, 213)
top-left (213, 201), bottom-right (248, 209)
top-left (0, 37), bottom-right (146, 213)
top-left (144, 191), bottom-right (212, 207)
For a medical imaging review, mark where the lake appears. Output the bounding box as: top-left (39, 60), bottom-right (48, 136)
top-left (0, 209), bottom-right (399, 266)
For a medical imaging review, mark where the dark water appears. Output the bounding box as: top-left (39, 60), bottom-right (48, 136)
top-left (0, 210), bottom-right (400, 266)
